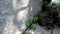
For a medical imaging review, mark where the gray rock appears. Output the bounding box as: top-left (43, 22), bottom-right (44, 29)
top-left (0, 0), bottom-right (41, 34)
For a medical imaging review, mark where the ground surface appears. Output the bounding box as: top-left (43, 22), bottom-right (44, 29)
top-left (0, 0), bottom-right (60, 34)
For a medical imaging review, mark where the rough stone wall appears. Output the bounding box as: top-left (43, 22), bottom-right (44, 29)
top-left (0, 0), bottom-right (41, 34)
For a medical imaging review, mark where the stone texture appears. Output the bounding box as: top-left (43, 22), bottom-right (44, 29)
top-left (34, 25), bottom-right (51, 34)
top-left (0, 0), bottom-right (60, 34)
top-left (0, 0), bottom-right (41, 34)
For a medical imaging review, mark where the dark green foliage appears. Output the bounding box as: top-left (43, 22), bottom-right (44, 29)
top-left (48, 2), bottom-right (56, 8)
top-left (26, 12), bottom-right (39, 30)
top-left (33, 16), bottom-right (38, 23)
top-left (32, 24), bottom-right (37, 30)
top-left (25, 15), bottom-right (38, 30)
top-left (26, 20), bottom-right (32, 27)
top-left (26, 17), bottom-right (38, 30)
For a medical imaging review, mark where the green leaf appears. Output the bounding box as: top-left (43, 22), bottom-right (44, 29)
top-left (33, 16), bottom-right (38, 22)
top-left (26, 31), bottom-right (31, 34)
top-left (32, 24), bottom-right (37, 30)
top-left (26, 20), bottom-right (32, 27)
top-left (26, 22), bottom-right (30, 27)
